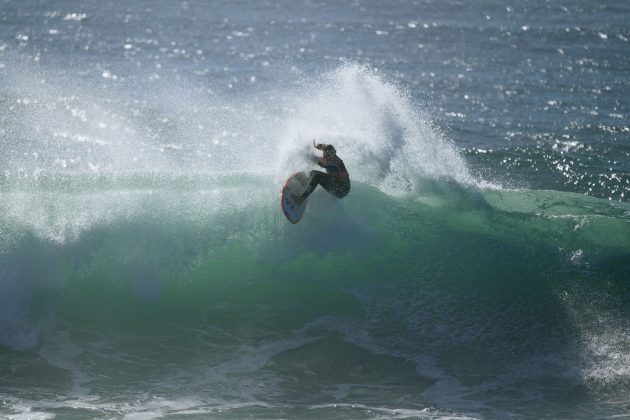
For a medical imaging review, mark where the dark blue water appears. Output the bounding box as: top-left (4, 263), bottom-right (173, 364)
top-left (0, 0), bottom-right (629, 418)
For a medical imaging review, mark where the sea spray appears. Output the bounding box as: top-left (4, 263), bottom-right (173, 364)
top-left (1, 58), bottom-right (478, 193)
top-left (275, 64), bottom-right (480, 194)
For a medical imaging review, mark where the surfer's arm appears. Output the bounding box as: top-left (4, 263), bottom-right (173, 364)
top-left (316, 157), bottom-right (341, 172)
top-left (313, 140), bottom-right (334, 152)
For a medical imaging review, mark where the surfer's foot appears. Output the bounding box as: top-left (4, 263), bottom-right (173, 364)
top-left (291, 194), bottom-right (305, 204)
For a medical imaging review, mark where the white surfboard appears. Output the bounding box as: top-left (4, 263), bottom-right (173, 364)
top-left (281, 171), bottom-right (309, 224)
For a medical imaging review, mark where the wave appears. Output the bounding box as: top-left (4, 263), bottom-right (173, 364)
top-left (1, 174), bottom-right (628, 382)
top-left (1, 62), bottom-right (629, 417)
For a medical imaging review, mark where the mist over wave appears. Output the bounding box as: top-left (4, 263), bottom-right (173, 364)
top-left (1, 58), bottom-right (478, 188)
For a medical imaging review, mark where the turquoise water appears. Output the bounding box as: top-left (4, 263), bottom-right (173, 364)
top-left (1, 173), bottom-right (628, 418)
top-left (1, 0), bottom-right (629, 418)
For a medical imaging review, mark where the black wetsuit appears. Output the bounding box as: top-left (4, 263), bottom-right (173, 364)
top-left (300, 155), bottom-right (350, 199)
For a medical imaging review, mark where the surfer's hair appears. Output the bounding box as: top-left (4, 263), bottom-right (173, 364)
top-left (323, 144), bottom-right (336, 154)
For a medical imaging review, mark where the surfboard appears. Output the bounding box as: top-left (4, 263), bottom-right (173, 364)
top-left (281, 171), bottom-right (310, 224)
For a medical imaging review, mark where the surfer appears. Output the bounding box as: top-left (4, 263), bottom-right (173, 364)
top-left (292, 140), bottom-right (350, 204)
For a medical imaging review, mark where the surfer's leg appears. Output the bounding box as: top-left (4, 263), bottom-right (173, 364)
top-left (330, 180), bottom-right (350, 198)
top-left (292, 170), bottom-right (330, 204)
top-left (312, 172), bottom-right (350, 198)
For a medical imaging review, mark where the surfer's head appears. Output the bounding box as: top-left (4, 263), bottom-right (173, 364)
top-left (322, 144), bottom-right (336, 157)
top-left (313, 140), bottom-right (337, 157)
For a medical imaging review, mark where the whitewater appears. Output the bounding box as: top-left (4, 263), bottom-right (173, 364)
top-left (1, 0), bottom-right (630, 418)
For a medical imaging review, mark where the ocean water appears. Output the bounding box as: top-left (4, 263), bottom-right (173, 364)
top-left (0, 0), bottom-right (629, 418)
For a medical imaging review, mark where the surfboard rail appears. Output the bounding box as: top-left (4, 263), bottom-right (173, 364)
top-left (281, 171), bottom-right (308, 224)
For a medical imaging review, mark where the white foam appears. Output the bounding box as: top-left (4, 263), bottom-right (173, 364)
top-left (0, 398), bottom-right (55, 420)
top-left (559, 289), bottom-right (630, 389)
top-left (1, 394), bottom-right (215, 420)
top-left (307, 402), bottom-right (471, 419)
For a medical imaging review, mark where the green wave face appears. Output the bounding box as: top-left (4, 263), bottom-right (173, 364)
top-left (1, 173), bottom-right (628, 418)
